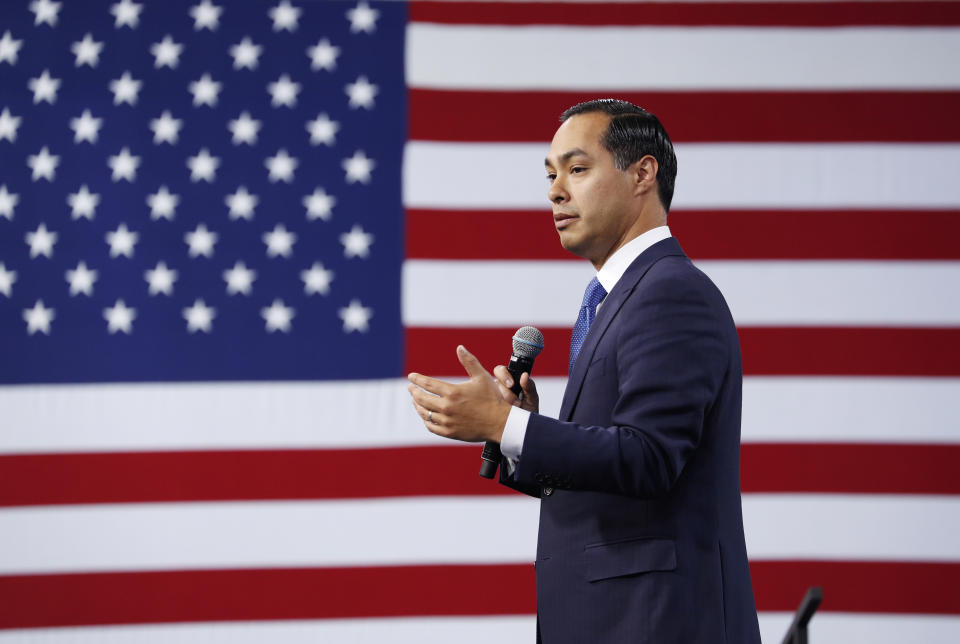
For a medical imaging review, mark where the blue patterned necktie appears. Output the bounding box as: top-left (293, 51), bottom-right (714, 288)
top-left (569, 277), bottom-right (607, 374)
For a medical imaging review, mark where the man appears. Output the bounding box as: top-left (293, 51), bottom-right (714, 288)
top-left (408, 99), bottom-right (761, 643)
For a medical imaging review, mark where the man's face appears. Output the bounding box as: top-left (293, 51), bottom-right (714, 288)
top-left (545, 112), bottom-right (637, 268)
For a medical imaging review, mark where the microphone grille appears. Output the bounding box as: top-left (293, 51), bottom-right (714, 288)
top-left (512, 326), bottom-right (545, 359)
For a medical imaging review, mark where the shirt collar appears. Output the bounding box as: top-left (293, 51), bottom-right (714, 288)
top-left (596, 225), bottom-right (672, 295)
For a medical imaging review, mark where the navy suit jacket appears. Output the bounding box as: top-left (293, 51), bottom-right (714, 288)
top-left (502, 238), bottom-right (761, 643)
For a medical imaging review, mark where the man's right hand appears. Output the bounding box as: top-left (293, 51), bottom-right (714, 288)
top-left (493, 365), bottom-right (539, 414)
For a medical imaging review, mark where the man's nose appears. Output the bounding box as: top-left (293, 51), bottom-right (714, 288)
top-left (548, 178), bottom-right (567, 204)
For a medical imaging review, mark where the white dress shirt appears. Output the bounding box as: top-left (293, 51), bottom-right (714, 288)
top-left (499, 226), bottom-right (672, 466)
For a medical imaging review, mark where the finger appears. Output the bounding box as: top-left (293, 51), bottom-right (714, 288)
top-left (456, 345), bottom-right (489, 379)
top-left (408, 383), bottom-right (444, 412)
top-left (492, 364), bottom-right (514, 389)
top-left (519, 372), bottom-right (536, 394)
top-left (407, 372), bottom-right (454, 396)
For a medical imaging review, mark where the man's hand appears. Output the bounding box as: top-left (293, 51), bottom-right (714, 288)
top-left (492, 365), bottom-right (540, 414)
top-left (408, 345), bottom-right (512, 443)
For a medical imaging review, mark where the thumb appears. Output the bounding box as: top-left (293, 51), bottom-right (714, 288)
top-left (457, 345), bottom-right (488, 379)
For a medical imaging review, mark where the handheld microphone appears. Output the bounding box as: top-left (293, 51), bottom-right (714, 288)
top-left (479, 326), bottom-right (545, 479)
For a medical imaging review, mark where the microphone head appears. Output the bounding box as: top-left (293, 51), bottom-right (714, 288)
top-left (512, 326), bottom-right (545, 359)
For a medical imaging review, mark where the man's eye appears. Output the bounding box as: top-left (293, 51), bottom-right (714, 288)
top-left (571, 167), bottom-right (586, 173)
top-left (546, 173), bottom-right (556, 182)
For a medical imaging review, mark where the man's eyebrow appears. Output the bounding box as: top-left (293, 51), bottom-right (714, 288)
top-left (544, 148), bottom-right (589, 167)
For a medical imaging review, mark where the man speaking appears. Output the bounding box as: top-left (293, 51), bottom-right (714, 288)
top-left (408, 99), bottom-right (761, 643)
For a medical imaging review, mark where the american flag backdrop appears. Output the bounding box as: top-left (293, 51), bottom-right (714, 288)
top-left (1, 0), bottom-right (959, 642)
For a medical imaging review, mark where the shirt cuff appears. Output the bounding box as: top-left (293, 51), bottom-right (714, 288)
top-left (500, 406), bottom-right (530, 462)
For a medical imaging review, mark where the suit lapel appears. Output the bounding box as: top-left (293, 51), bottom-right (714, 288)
top-left (558, 237), bottom-right (687, 421)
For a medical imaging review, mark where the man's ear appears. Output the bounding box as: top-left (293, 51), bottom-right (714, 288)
top-left (631, 155), bottom-right (659, 197)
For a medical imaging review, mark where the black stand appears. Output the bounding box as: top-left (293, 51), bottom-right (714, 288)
top-left (781, 586), bottom-right (823, 644)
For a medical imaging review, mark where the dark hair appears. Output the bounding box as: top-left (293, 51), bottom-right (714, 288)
top-left (560, 99), bottom-right (677, 212)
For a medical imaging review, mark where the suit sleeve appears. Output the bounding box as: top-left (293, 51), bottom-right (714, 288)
top-left (513, 267), bottom-right (732, 498)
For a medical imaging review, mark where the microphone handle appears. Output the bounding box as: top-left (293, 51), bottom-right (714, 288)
top-left (479, 354), bottom-right (534, 478)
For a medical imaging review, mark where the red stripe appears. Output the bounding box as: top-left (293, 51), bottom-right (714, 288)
top-left (0, 447), bottom-right (502, 506)
top-left (1, 561), bottom-right (956, 629)
top-left (410, 2), bottom-right (960, 27)
top-left (406, 327), bottom-right (960, 377)
top-left (409, 90), bottom-right (960, 143)
top-left (740, 444), bottom-right (960, 495)
top-left (406, 209), bottom-right (960, 260)
top-left (0, 443), bottom-right (956, 507)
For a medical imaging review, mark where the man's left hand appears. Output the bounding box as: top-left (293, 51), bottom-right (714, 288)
top-left (408, 345), bottom-right (511, 444)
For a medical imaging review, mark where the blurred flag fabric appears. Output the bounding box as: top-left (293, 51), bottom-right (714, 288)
top-left (1, 1), bottom-right (959, 642)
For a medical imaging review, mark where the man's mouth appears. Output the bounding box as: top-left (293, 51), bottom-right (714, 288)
top-left (554, 213), bottom-right (577, 230)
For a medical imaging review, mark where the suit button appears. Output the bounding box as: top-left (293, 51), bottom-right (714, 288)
top-left (543, 487), bottom-right (553, 496)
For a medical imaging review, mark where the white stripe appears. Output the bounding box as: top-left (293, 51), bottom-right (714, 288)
top-left (0, 495), bottom-right (957, 574)
top-left (0, 618), bottom-right (537, 644)
top-left (407, 25), bottom-right (960, 90)
top-left (1, 377), bottom-right (957, 454)
top-left (402, 260), bottom-right (960, 326)
top-left (758, 613), bottom-right (960, 644)
top-left (2, 615), bottom-right (959, 644)
top-left (404, 142), bottom-right (960, 209)
top-left (403, 141), bottom-right (960, 209)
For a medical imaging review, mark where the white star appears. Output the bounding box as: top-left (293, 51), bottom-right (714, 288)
top-left (225, 186), bottom-right (258, 220)
top-left (261, 299), bottom-right (294, 333)
top-left (72, 34), bottom-right (103, 67)
top-left (0, 185), bottom-right (18, 220)
top-left (0, 31), bottom-right (23, 65)
top-left (339, 299), bottom-right (372, 333)
top-left (150, 110), bottom-right (182, 144)
top-left (25, 149), bottom-right (58, 184)
top-left (347, 2), bottom-right (379, 34)
top-left (108, 147), bottom-right (140, 182)
top-left (70, 109), bottom-right (102, 143)
top-left (27, 147), bottom-right (59, 182)
top-left (147, 185), bottom-right (179, 220)
top-left (307, 38), bottom-right (339, 71)
top-left (228, 111), bottom-right (260, 145)
top-left (151, 35), bottom-right (183, 69)
top-left (111, 0), bottom-right (143, 28)
top-left (189, 73), bottom-right (221, 107)
top-left (345, 75), bottom-right (377, 109)
top-left (24, 300), bottom-right (55, 335)
top-left (230, 37), bottom-right (261, 70)
top-left (265, 149), bottom-right (298, 183)
top-left (65, 261), bottom-right (97, 296)
top-left (0, 108), bottom-right (21, 142)
top-left (68, 184), bottom-right (100, 220)
top-left (185, 223), bottom-right (217, 258)
top-left (267, 74), bottom-right (300, 108)
top-left (0, 263), bottom-right (16, 297)
top-left (106, 223), bottom-right (138, 258)
top-left (187, 148), bottom-right (220, 183)
top-left (29, 0), bottom-right (61, 27)
top-left (183, 299), bottom-right (216, 333)
top-left (301, 262), bottom-right (333, 295)
top-left (104, 299), bottom-right (136, 334)
top-left (306, 113), bottom-right (339, 146)
top-left (145, 261), bottom-right (177, 295)
top-left (29, 70), bottom-right (60, 104)
top-left (342, 150), bottom-right (374, 184)
top-left (26, 223), bottom-right (57, 258)
top-left (109, 71), bottom-right (142, 105)
top-left (263, 224), bottom-right (296, 258)
top-left (340, 224), bottom-right (373, 258)
top-left (269, 1), bottom-right (301, 31)
top-left (190, 0), bottom-right (222, 31)
top-left (223, 261), bottom-right (256, 295)
top-left (303, 187), bottom-right (335, 221)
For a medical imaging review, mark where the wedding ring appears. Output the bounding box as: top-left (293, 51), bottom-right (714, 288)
top-left (428, 410), bottom-right (433, 423)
